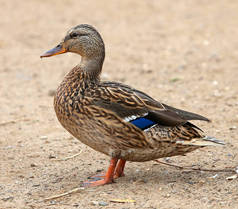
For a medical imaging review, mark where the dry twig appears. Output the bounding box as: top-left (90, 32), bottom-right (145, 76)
top-left (52, 150), bottom-right (82, 161)
top-left (42, 187), bottom-right (85, 201)
top-left (154, 159), bottom-right (236, 173)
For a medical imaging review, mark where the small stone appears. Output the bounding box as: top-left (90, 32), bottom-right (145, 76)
top-left (30, 163), bottom-right (37, 167)
top-left (40, 136), bottom-right (48, 140)
top-left (229, 126), bottom-right (237, 130)
top-left (2, 196), bottom-right (14, 201)
top-left (48, 154), bottom-right (56, 159)
top-left (226, 174), bottom-right (237, 180)
top-left (73, 203), bottom-right (80, 207)
top-left (197, 180), bottom-right (205, 186)
top-left (164, 194), bottom-right (170, 198)
top-left (5, 146), bottom-right (13, 150)
top-left (213, 90), bottom-right (222, 97)
top-left (26, 191), bottom-right (32, 195)
top-left (98, 201), bottom-right (108, 206)
top-left (135, 178), bottom-right (148, 184)
top-left (187, 181), bottom-right (195, 185)
top-left (235, 167), bottom-right (238, 174)
top-left (52, 177), bottom-right (63, 183)
top-left (50, 200), bottom-right (56, 204)
top-left (164, 157), bottom-right (171, 162)
top-left (211, 174), bottom-right (219, 179)
top-left (91, 201), bottom-right (98, 206)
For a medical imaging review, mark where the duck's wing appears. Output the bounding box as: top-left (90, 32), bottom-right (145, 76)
top-left (161, 103), bottom-right (210, 122)
top-left (90, 81), bottom-right (210, 130)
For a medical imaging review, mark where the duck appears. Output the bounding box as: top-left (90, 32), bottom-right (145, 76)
top-left (40, 24), bottom-right (224, 186)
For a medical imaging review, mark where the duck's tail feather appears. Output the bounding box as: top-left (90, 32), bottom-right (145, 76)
top-left (176, 136), bottom-right (225, 146)
top-left (202, 136), bottom-right (225, 145)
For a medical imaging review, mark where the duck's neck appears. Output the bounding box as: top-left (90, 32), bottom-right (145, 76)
top-left (79, 53), bottom-right (105, 81)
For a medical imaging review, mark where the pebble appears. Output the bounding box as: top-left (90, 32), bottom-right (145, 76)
top-left (50, 200), bottom-right (56, 205)
top-left (211, 174), bottom-right (219, 179)
top-left (2, 196), bottom-right (14, 201)
top-left (229, 126), bottom-right (237, 130)
top-left (73, 203), bottom-right (80, 207)
top-left (212, 80), bottom-right (218, 86)
top-left (98, 201), bottom-right (108, 206)
top-left (213, 90), bottom-right (222, 97)
top-left (226, 174), bottom-right (237, 180)
top-left (236, 167), bottom-right (238, 174)
top-left (164, 157), bottom-right (171, 162)
top-left (30, 163), bottom-right (37, 167)
top-left (164, 194), bottom-right (170, 198)
top-left (187, 181), bottom-right (195, 185)
top-left (4, 146), bottom-right (13, 150)
top-left (48, 154), bottom-right (56, 159)
top-left (135, 169), bottom-right (140, 173)
top-left (40, 136), bottom-right (48, 140)
top-left (91, 201), bottom-right (108, 206)
top-left (91, 201), bottom-right (98, 205)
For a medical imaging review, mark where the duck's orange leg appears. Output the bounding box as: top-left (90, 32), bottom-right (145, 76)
top-left (88, 159), bottom-right (126, 180)
top-left (114, 159), bottom-right (126, 178)
top-left (83, 158), bottom-right (118, 187)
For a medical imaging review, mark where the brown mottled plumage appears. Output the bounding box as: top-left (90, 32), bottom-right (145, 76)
top-left (41, 24), bottom-right (224, 186)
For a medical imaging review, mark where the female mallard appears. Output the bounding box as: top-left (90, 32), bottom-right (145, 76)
top-left (41, 24), bottom-right (224, 186)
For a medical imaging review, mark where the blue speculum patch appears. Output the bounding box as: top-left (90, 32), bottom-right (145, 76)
top-left (130, 117), bottom-right (156, 130)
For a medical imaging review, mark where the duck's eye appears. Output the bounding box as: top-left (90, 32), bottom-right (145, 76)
top-left (70, 32), bottom-right (79, 38)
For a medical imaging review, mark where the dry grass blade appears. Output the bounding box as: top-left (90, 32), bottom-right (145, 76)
top-left (154, 160), bottom-right (236, 173)
top-left (0, 118), bottom-right (30, 126)
top-left (42, 187), bottom-right (85, 201)
top-left (110, 199), bottom-right (136, 203)
top-left (52, 150), bottom-right (82, 161)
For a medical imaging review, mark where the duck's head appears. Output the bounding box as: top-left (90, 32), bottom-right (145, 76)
top-left (40, 24), bottom-right (105, 59)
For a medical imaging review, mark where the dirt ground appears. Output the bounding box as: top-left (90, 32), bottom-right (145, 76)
top-left (1, 0), bottom-right (238, 208)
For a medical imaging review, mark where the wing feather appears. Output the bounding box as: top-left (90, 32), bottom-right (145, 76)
top-left (90, 81), bottom-right (209, 128)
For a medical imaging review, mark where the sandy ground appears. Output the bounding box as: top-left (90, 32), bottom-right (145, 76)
top-left (1, 0), bottom-right (238, 208)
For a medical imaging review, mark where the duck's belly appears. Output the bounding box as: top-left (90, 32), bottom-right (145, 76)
top-left (58, 116), bottom-right (111, 153)
top-left (56, 114), bottom-right (198, 162)
top-left (117, 144), bottom-right (199, 162)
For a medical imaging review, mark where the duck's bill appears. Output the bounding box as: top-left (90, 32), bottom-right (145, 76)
top-left (40, 44), bottom-right (67, 58)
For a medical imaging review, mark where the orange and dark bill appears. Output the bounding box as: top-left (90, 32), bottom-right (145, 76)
top-left (40, 44), bottom-right (67, 58)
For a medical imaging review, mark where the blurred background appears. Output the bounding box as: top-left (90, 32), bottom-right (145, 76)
top-left (1, 0), bottom-right (238, 208)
